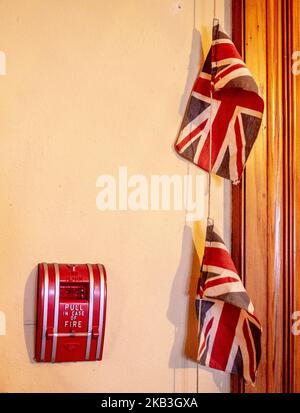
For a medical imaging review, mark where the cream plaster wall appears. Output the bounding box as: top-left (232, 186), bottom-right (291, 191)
top-left (0, 0), bottom-right (231, 392)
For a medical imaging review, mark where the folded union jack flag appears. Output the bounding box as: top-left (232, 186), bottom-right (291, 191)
top-left (175, 21), bottom-right (264, 184)
top-left (196, 221), bottom-right (262, 384)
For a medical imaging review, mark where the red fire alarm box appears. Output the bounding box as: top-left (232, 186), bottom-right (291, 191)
top-left (35, 263), bottom-right (107, 363)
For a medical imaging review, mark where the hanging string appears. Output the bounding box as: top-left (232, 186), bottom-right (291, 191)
top-left (207, 3), bottom-right (218, 222)
top-left (183, 0), bottom-right (199, 225)
top-left (197, 0), bottom-right (217, 394)
top-left (213, 0), bottom-right (217, 21)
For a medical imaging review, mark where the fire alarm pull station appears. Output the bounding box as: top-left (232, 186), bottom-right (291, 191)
top-left (35, 263), bottom-right (107, 362)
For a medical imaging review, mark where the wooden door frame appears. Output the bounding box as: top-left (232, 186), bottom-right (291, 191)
top-left (231, 2), bottom-right (245, 392)
top-left (231, 0), bottom-right (299, 393)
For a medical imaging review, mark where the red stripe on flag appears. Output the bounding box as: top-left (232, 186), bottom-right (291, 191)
top-left (193, 76), bottom-right (211, 96)
top-left (204, 277), bottom-right (239, 290)
top-left (214, 88), bottom-right (264, 113)
top-left (209, 303), bottom-right (240, 371)
top-left (199, 316), bottom-right (214, 356)
top-left (204, 247), bottom-right (238, 273)
top-left (195, 131), bottom-right (210, 170)
top-left (212, 43), bottom-right (241, 62)
top-left (196, 99), bottom-right (236, 170)
top-left (213, 63), bottom-right (245, 84)
top-left (175, 119), bottom-right (208, 152)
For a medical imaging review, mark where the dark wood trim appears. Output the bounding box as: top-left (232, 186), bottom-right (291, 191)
top-left (231, 0), bottom-right (245, 284)
top-left (287, 0), bottom-right (300, 393)
top-left (283, 0), bottom-right (291, 392)
top-left (231, 0), bottom-right (300, 393)
top-left (231, 0), bottom-right (245, 393)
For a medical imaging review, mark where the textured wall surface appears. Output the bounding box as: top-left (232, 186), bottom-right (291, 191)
top-left (0, 0), bottom-right (231, 392)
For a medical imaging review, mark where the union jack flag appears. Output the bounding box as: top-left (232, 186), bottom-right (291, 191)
top-left (175, 21), bottom-right (264, 184)
top-left (196, 221), bottom-right (262, 384)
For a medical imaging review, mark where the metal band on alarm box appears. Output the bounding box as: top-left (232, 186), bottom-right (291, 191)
top-left (40, 263), bottom-right (49, 361)
top-left (85, 263), bottom-right (94, 360)
top-left (51, 263), bottom-right (60, 362)
top-left (96, 264), bottom-right (105, 360)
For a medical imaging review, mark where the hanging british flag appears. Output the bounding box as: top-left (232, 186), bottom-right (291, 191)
top-left (175, 21), bottom-right (264, 184)
top-left (196, 221), bottom-right (262, 384)
top-left (173, 19), bottom-right (263, 385)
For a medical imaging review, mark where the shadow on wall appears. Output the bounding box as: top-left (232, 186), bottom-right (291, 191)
top-left (172, 27), bottom-right (202, 159)
top-left (167, 26), bottom-right (204, 369)
top-left (23, 265), bottom-right (38, 363)
top-left (167, 22), bottom-right (204, 368)
top-left (167, 223), bottom-right (202, 369)
top-left (167, 223), bottom-right (229, 393)
top-left (166, 24), bottom-right (230, 391)
top-left (178, 28), bottom-right (203, 117)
